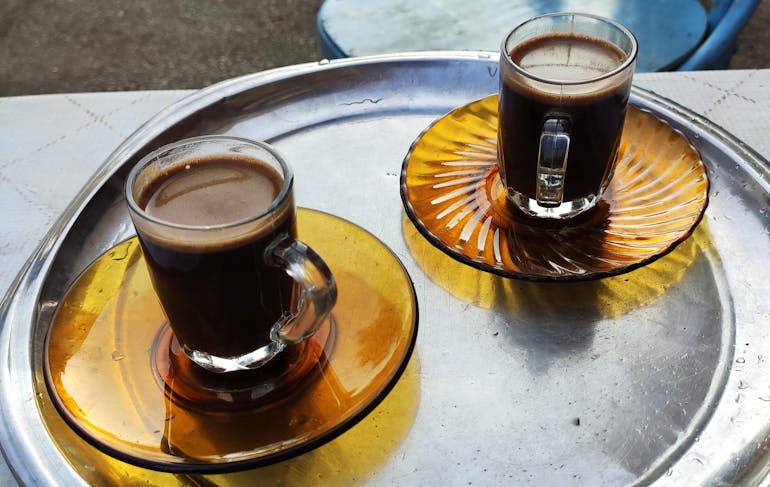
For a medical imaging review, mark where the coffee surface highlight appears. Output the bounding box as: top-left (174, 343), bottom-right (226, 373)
top-left (141, 155), bottom-right (282, 227)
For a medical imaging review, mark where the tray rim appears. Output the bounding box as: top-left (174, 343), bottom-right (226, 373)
top-left (0, 52), bottom-right (768, 486)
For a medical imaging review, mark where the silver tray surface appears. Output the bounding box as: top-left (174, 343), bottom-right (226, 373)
top-left (1, 53), bottom-right (769, 486)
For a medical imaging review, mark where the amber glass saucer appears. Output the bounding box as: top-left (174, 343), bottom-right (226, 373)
top-left (44, 208), bottom-right (418, 473)
top-left (401, 95), bottom-right (709, 281)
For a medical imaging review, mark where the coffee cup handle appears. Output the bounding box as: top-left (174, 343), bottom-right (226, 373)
top-left (264, 235), bottom-right (337, 345)
top-left (536, 117), bottom-right (571, 207)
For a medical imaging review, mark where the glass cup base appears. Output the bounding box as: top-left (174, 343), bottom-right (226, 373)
top-left (183, 339), bottom-right (286, 374)
top-left (507, 189), bottom-right (600, 220)
top-left (153, 320), bottom-right (333, 412)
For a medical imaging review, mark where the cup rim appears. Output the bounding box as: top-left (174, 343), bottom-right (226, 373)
top-left (500, 11), bottom-right (639, 86)
top-left (125, 135), bottom-right (294, 231)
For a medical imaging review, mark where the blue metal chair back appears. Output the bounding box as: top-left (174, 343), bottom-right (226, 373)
top-left (678, 0), bottom-right (760, 70)
top-left (317, 0), bottom-right (761, 71)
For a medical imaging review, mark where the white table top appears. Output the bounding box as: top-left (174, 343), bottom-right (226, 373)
top-left (0, 67), bottom-right (768, 484)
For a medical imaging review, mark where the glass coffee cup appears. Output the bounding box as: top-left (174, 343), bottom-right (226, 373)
top-left (125, 136), bottom-right (337, 373)
top-left (498, 12), bottom-right (638, 219)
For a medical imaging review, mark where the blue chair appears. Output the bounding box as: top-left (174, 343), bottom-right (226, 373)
top-left (677, 0), bottom-right (760, 70)
top-left (317, 0), bottom-right (760, 72)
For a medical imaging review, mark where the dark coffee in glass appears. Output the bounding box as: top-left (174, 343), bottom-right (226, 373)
top-left (126, 137), bottom-right (336, 373)
top-left (135, 156), bottom-right (295, 359)
top-left (498, 13), bottom-right (637, 220)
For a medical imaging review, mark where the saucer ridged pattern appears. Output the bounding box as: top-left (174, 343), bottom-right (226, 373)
top-left (400, 95), bottom-right (709, 281)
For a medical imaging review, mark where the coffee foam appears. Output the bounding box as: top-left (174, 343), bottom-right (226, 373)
top-left (130, 156), bottom-right (295, 252)
top-left (502, 32), bottom-right (632, 102)
top-left (132, 195), bottom-right (294, 253)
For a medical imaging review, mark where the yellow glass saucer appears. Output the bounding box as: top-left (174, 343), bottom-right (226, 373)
top-left (44, 208), bottom-right (418, 473)
top-left (400, 95), bottom-right (709, 281)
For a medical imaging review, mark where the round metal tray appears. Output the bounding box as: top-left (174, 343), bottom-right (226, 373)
top-left (0, 53), bottom-right (769, 486)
